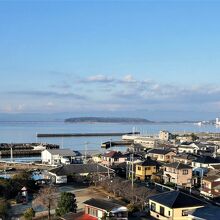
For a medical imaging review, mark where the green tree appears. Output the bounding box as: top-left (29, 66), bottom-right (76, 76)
top-left (191, 133), bottom-right (198, 141)
top-left (55, 192), bottom-right (77, 216)
top-left (23, 208), bottom-right (35, 220)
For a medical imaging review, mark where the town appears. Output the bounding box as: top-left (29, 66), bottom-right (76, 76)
top-left (1, 130), bottom-right (220, 220)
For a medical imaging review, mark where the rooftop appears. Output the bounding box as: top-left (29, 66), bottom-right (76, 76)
top-left (103, 151), bottom-right (126, 158)
top-left (49, 164), bottom-right (114, 176)
top-left (194, 156), bottom-right (220, 164)
top-left (84, 198), bottom-right (127, 212)
top-left (148, 191), bottom-right (206, 208)
top-left (138, 157), bottom-right (159, 167)
top-left (164, 162), bottom-right (192, 169)
top-left (45, 149), bottom-right (76, 157)
top-left (148, 148), bottom-right (173, 155)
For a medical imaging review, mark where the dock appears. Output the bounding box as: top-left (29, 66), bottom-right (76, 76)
top-left (37, 132), bottom-right (140, 138)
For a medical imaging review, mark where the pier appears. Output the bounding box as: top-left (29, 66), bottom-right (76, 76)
top-left (37, 132), bottom-right (140, 138)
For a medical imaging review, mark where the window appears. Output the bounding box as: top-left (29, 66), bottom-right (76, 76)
top-left (168, 211), bottom-right (171, 216)
top-left (151, 202), bottom-right (156, 211)
top-left (160, 206), bottom-right (165, 216)
top-left (182, 209), bottom-right (188, 216)
top-left (138, 166), bottom-right (141, 171)
top-left (183, 170), bottom-right (188, 175)
top-left (145, 167), bottom-right (151, 170)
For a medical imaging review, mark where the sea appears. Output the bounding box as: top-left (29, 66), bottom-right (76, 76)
top-left (1, 121), bottom-right (220, 162)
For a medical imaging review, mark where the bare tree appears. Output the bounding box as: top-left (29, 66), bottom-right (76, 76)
top-left (33, 186), bottom-right (58, 220)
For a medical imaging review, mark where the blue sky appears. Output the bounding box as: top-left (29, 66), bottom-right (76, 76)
top-left (1, 1), bottom-right (220, 120)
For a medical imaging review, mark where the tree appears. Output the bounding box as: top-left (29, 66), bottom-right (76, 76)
top-left (56, 192), bottom-right (77, 216)
top-left (23, 208), bottom-right (35, 220)
top-left (191, 133), bottom-right (198, 141)
top-left (33, 186), bottom-right (57, 220)
top-left (0, 200), bottom-right (10, 220)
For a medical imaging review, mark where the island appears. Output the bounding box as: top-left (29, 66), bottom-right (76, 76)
top-left (64, 117), bottom-right (154, 123)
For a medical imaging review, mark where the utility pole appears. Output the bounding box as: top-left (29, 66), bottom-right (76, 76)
top-left (85, 142), bottom-right (88, 161)
top-left (131, 146), bottom-right (134, 202)
top-left (10, 147), bottom-right (13, 162)
top-left (61, 137), bottom-right (64, 149)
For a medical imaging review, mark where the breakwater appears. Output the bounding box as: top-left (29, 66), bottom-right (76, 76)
top-left (37, 132), bottom-right (140, 138)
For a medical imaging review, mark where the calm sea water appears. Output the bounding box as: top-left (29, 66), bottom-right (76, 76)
top-left (0, 121), bottom-right (220, 153)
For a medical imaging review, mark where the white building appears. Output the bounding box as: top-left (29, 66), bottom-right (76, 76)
top-left (159, 131), bottom-right (170, 141)
top-left (216, 118), bottom-right (220, 126)
top-left (41, 149), bottom-right (77, 165)
top-left (134, 137), bottom-right (157, 149)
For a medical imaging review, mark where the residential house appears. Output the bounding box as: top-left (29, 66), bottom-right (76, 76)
top-left (135, 157), bottom-right (160, 181)
top-left (102, 151), bottom-right (127, 166)
top-left (148, 191), bottom-right (206, 220)
top-left (191, 156), bottom-right (220, 168)
top-left (200, 171), bottom-right (220, 198)
top-left (176, 135), bottom-right (194, 143)
top-left (147, 148), bottom-right (176, 163)
top-left (84, 198), bottom-right (128, 220)
top-left (178, 143), bottom-right (199, 154)
top-left (163, 162), bottom-right (192, 188)
top-left (173, 153), bottom-right (197, 165)
top-left (41, 149), bottom-right (78, 165)
top-left (48, 163), bottom-right (114, 184)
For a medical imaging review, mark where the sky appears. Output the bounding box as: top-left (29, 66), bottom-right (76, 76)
top-left (1, 0), bottom-right (220, 121)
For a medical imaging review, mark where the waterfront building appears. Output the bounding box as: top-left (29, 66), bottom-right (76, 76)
top-left (41, 149), bottom-right (78, 165)
top-left (133, 137), bottom-right (157, 149)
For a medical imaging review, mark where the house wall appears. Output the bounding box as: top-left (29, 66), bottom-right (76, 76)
top-left (149, 152), bottom-right (175, 163)
top-left (134, 138), bottom-right (156, 148)
top-left (163, 167), bottom-right (192, 187)
top-left (149, 199), bottom-right (173, 219)
top-left (102, 157), bottom-right (126, 166)
top-left (178, 147), bottom-right (196, 154)
top-left (135, 165), bottom-right (156, 180)
top-left (201, 179), bottom-right (220, 198)
top-left (149, 200), bottom-right (204, 220)
top-left (172, 207), bottom-right (203, 220)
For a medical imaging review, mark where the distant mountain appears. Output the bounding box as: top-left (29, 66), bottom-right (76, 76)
top-left (65, 117), bottom-right (154, 123)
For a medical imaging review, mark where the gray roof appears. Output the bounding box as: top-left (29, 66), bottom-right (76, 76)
top-left (49, 163), bottom-right (114, 176)
top-left (148, 148), bottom-right (173, 155)
top-left (164, 162), bottom-right (192, 169)
top-left (148, 191), bottom-right (206, 208)
top-left (189, 205), bottom-right (220, 220)
top-left (46, 149), bottom-right (76, 157)
top-left (84, 198), bottom-right (126, 212)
